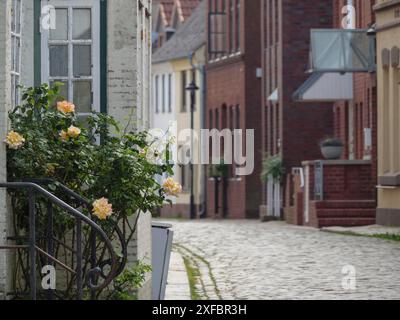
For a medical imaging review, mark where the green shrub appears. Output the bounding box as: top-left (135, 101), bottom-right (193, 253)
top-left (6, 83), bottom-right (175, 299)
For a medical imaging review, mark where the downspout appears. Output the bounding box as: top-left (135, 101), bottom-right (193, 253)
top-left (345, 0), bottom-right (355, 160)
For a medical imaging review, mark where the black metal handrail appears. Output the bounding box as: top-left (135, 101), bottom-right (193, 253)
top-left (26, 178), bottom-right (128, 280)
top-left (0, 182), bottom-right (118, 300)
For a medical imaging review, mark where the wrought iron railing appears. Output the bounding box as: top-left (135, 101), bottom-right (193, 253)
top-left (0, 181), bottom-right (127, 300)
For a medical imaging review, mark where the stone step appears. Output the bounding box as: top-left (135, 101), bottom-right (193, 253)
top-left (315, 200), bottom-right (376, 209)
top-left (318, 217), bottom-right (376, 228)
top-left (317, 208), bottom-right (376, 218)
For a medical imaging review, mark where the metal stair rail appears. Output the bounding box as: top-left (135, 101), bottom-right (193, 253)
top-left (0, 182), bottom-right (119, 300)
top-left (27, 178), bottom-right (128, 284)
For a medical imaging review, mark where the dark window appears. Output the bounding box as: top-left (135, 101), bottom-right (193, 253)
top-left (181, 164), bottom-right (190, 192)
top-left (162, 74), bottom-right (165, 113)
top-left (191, 70), bottom-right (197, 110)
top-left (208, 0), bottom-right (227, 58)
top-left (181, 71), bottom-right (187, 112)
top-left (168, 74), bottom-right (172, 113)
top-left (229, 0), bottom-right (234, 52)
top-left (155, 75), bottom-right (159, 113)
top-left (236, 0), bottom-right (240, 51)
top-left (236, 105), bottom-right (240, 129)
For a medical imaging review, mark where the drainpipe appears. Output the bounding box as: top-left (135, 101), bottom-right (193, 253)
top-left (189, 52), bottom-right (207, 219)
top-left (345, 0), bottom-right (356, 160)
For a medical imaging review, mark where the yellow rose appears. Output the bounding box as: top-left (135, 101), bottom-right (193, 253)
top-left (57, 101), bottom-right (75, 114)
top-left (45, 164), bottom-right (56, 176)
top-left (5, 131), bottom-right (25, 150)
top-left (163, 178), bottom-right (182, 197)
top-left (67, 126), bottom-right (81, 138)
top-left (92, 198), bottom-right (113, 220)
top-left (60, 130), bottom-right (69, 142)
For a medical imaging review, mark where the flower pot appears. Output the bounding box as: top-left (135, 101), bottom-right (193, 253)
top-left (321, 145), bottom-right (344, 160)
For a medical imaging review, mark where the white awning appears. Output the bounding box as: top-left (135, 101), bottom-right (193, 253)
top-left (268, 89), bottom-right (279, 102)
top-left (293, 72), bottom-right (353, 102)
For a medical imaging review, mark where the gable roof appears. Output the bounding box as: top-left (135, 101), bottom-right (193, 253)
top-left (160, 0), bottom-right (175, 27)
top-left (154, 0), bottom-right (201, 30)
top-left (174, 0), bottom-right (201, 23)
top-left (152, 0), bottom-right (205, 64)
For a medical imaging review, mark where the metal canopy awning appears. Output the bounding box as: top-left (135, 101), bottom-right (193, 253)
top-left (268, 88), bottom-right (279, 102)
top-left (310, 29), bottom-right (375, 73)
top-left (293, 72), bottom-right (353, 102)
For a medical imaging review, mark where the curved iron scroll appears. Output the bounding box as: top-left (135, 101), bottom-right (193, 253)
top-left (0, 182), bottom-right (118, 299)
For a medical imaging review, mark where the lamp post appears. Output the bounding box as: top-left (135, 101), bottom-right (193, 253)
top-left (186, 77), bottom-right (199, 220)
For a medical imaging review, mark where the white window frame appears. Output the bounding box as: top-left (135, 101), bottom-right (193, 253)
top-left (41, 0), bottom-right (100, 116)
top-left (11, 0), bottom-right (23, 108)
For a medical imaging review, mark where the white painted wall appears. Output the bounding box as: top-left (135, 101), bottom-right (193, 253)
top-left (151, 61), bottom-right (176, 132)
top-left (0, 0), bottom-right (11, 300)
top-left (0, 0), bottom-right (154, 299)
top-left (0, 0), bottom-right (34, 299)
top-left (108, 0), bottom-right (153, 300)
top-left (108, 0), bottom-right (152, 132)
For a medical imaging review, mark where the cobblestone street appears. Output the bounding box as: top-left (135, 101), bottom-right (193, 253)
top-left (167, 220), bottom-right (400, 300)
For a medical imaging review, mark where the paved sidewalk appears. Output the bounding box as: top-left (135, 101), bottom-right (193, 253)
top-left (322, 224), bottom-right (400, 236)
top-left (164, 251), bottom-right (191, 300)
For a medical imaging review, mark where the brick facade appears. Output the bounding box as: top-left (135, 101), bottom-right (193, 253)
top-left (261, 0), bottom-right (334, 216)
top-left (332, 0), bottom-right (378, 179)
top-left (282, 0), bottom-right (378, 227)
top-left (206, 0), bottom-right (262, 219)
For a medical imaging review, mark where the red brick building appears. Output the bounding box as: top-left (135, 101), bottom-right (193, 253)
top-left (260, 0), bottom-right (334, 220)
top-left (285, 0), bottom-right (378, 227)
top-left (206, 0), bottom-right (262, 219)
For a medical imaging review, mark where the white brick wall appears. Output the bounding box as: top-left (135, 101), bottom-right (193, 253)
top-left (0, 0), bottom-right (11, 300)
top-left (0, 0), bottom-right (153, 299)
top-left (108, 0), bottom-right (153, 300)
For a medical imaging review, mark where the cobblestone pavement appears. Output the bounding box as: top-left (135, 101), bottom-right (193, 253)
top-left (166, 220), bottom-right (400, 300)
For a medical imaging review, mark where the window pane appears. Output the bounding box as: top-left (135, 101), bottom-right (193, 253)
top-left (73, 9), bottom-right (91, 40)
top-left (73, 45), bottom-right (91, 76)
top-left (11, 75), bottom-right (15, 107)
top-left (76, 115), bottom-right (91, 130)
top-left (50, 9), bottom-right (68, 40)
top-left (15, 37), bottom-right (20, 73)
top-left (49, 45), bottom-right (68, 76)
top-left (14, 75), bottom-right (20, 105)
top-left (73, 81), bottom-right (92, 113)
top-left (11, 36), bottom-right (15, 72)
top-left (50, 80), bottom-right (69, 101)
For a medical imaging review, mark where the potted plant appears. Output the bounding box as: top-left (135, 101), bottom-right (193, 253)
top-left (320, 138), bottom-right (344, 160)
top-left (208, 159), bottom-right (229, 179)
top-left (260, 154), bottom-right (285, 183)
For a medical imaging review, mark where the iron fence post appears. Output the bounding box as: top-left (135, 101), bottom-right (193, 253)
top-left (46, 201), bottom-right (54, 300)
top-left (28, 188), bottom-right (37, 300)
top-left (76, 218), bottom-right (83, 300)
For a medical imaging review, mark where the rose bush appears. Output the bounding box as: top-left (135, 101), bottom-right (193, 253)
top-left (6, 83), bottom-right (181, 299)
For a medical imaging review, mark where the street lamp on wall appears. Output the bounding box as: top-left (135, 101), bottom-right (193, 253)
top-left (186, 77), bottom-right (199, 220)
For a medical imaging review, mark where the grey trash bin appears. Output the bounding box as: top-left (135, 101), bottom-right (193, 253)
top-left (152, 222), bottom-right (174, 300)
